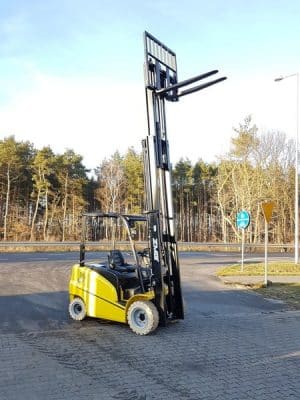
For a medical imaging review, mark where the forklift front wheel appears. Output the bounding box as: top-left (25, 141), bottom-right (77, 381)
top-left (69, 298), bottom-right (87, 321)
top-left (127, 301), bottom-right (159, 335)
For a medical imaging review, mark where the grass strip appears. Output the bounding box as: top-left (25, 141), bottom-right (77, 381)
top-left (217, 262), bottom-right (300, 276)
top-left (254, 283), bottom-right (300, 310)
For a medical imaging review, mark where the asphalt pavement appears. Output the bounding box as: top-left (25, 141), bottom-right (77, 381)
top-left (0, 251), bottom-right (299, 399)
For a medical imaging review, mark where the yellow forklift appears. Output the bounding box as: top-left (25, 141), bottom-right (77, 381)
top-left (69, 32), bottom-right (226, 334)
top-left (69, 212), bottom-right (161, 335)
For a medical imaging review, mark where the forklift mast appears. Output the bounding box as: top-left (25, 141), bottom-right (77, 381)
top-left (142, 32), bottom-right (226, 324)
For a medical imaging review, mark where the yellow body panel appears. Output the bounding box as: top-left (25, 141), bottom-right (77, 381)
top-left (69, 264), bottom-right (156, 325)
top-left (69, 264), bottom-right (126, 323)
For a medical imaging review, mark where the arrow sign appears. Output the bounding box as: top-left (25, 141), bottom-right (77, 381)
top-left (236, 210), bottom-right (250, 229)
top-left (261, 202), bottom-right (275, 223)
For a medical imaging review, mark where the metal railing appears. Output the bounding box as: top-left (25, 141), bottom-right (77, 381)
top-left (0, 241), bottom-right (293, 252)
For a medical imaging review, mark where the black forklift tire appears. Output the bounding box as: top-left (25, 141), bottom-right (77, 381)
top-left (127, 300), bottom-right (159, 335)
top-left (69, 298), bottom-right (87, 321)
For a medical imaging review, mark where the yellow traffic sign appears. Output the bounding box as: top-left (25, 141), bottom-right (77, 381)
top-left (261, 201), bottom-right (275, 223)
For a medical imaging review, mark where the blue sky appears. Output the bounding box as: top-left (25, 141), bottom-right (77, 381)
top-left (0, 0), bottom-right (299, 168)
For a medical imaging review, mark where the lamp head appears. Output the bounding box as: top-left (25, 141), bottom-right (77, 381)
top-left (274, 76), bottom-right (284, 82)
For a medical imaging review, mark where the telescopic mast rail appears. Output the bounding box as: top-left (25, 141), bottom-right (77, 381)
top-left (143, 31), bottom-right (227, 325)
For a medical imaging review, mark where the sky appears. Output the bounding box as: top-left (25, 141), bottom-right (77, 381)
top-left (0, 0), bottom-right (299, 171)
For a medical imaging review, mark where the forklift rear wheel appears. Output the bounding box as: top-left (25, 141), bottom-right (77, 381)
top-left (127, 300), bottom-right (159, 335)
top-left (69, 298), bottom-right (86, 321)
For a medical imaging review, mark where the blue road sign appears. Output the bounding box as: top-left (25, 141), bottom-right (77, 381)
top-left (236, 210), bottom-right (250, 229)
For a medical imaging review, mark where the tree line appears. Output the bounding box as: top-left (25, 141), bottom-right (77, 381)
top-left (174, 116), bottom-right (295, 244)
top-left (0, 116), bottom-right (296, 243)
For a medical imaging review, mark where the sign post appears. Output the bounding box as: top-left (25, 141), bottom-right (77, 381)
top-left (261, 202), bottom-right (275, 286)
top-left (241, 228), bottom-right (245, 272)
top-left (236, 210), bottom-right (251, 271)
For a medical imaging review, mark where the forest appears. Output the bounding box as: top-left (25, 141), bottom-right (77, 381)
top-left (0, 116), bottom-right (296, 244)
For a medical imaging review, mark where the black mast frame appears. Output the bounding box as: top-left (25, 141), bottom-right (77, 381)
top-left (142, 31), bottom-right (227, 324)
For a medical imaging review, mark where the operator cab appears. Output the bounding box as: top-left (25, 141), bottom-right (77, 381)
top-left (79, 212), bottom-right (152, 300)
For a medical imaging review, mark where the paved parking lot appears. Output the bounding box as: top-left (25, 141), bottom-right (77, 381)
top-left (0, 253), bottom-right (300, 399)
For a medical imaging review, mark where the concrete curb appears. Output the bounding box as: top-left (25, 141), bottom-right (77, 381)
top-left (218, 275), bottom-right (300, 287)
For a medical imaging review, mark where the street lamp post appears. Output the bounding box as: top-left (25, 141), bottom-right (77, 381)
top-left (274, 73), bottom-right (299, 264)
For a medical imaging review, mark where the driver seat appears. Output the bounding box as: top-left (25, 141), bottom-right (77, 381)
top-left (108, 250), bottom-right (136, 273)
